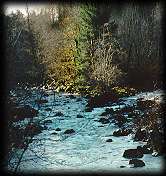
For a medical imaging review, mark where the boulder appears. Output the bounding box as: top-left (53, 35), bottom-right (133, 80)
top-left (86, 92), bottom-right (118, 109)
top-left (134, 128), bottom-right (147, 141)
top-left (100, 108), bottom-right (114, 116)
top-left (64, 129), bottom-right (75, 134)
top-left (123, 149), bottom-right (144, 158)
top-left (106, 139), bottom-right (113, 142)
top-left (129, 159), bottom-right (145, 167)
top-left (55, 128), bottom-right (61, 131)
top-left (114, 114), bottom-right (127, 127)
top-left (113, 129), bottom-right (132, 137)
top-left (137, 145), bottom-right (153, 154)
top-left (98, 117), bottom-right (110, 124)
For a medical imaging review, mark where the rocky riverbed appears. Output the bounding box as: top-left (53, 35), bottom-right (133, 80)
top-left (6, 88), bottom-right (165, 174)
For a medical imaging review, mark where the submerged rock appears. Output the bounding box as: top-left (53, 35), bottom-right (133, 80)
top-left (123, 149), bottom-right (144, 158)
top-left (77, 114), bottom-right (84, 118)
top-left (129, 159), bottom-right (145, 167)
top-left (64, 129), bottom-right (75, 134)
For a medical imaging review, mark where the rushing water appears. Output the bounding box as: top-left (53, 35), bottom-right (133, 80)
top-left (8, 89), bottom-right (164, 174)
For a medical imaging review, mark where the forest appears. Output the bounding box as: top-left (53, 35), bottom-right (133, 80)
top-left (3, 1), bottom-right (165, 174)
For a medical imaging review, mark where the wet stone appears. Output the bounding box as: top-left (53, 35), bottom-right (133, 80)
top-left (55, 128), bottom-right (61, 131)
top-left (77, 114), bottom-right (84, 118)
top-left (123, 149), bottom-right (144, 158)
top-left (106, 139), bottom-right (113, 142)
top-left (129, 159), bottom-right (145, 167)
top-left (64, 129), bottom-right (75, 134)
top-left (113, 129), bottom-right (132, 137)
top-left (137, 145), bottom-right (153, 154)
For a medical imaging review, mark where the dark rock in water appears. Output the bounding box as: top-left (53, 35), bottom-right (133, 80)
top-left (55, 128), bottom-right (61, 131)
top-left (45, 108), bottom-right (52, 111)
top-left (85, 107), bottom-right (93, 112)
top-left (137, 145), bottom-right (153, 154)
top-left (100, 108), bottom-right (114, 116)
top-left (123, 149), bottom-right (144, 158)
top-left (105, 108), bottom-right (114, 113)
top-left (55, 112), bottom-right (64, 116)
top-left (113, 129), bottom-right (132, 136)
top-left (106, 139), bottom-right (113, 142)
top-left (43, 120), bottom-right (52, 124)
top-left (51, 132), bottom-right (58, 135)
top-left (129, 159), bottom-right (145, 167)
top-left (98, 125), bottom-right (104, 127)
top-left (114, 114), bottom-right (127, 127)
top-left (11, 105), bottom-right (38, 121)
top-left (134, 128), bottom-right (147, 141)
top-left (120, 166), bottom-right (126, 168)
top-left (86, 92), bottom-right (118, 109)
top-left (35, 99), bottom-right (48, 104)
top-left (64, 129), bottom-right (75, 134)
top-left (77, 114), bottom-right (84, 118)
top-left (98, 117), bottom-right (110, 124)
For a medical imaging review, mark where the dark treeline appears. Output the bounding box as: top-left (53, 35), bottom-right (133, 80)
top-left (4, 2), bottom-right (164, 94)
